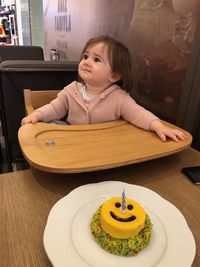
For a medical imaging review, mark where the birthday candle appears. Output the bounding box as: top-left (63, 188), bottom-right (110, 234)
top-left (121, 189), bottom-right (126, 212)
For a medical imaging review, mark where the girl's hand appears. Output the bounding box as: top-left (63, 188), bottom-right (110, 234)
top-left (150, 120), bottom-right (187, 142)
top-left (21, 112), bottom-right (42, 125)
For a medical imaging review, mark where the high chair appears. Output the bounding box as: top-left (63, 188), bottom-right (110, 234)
top-left (24, 89), bottom-right (60, 116)
top-left (18, 89), bottom-right (192, 173)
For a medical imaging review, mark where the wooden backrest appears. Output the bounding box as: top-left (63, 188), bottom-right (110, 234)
top-left (24, 89), bottom-right (60, 115)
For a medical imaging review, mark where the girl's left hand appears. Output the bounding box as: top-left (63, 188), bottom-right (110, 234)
top-left (150, 120), bottom-right (187, 142)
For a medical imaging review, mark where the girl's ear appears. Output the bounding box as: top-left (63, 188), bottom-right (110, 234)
top-left (109, 73), bottom-right (121, 83)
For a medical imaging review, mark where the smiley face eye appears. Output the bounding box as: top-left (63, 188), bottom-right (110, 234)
top-left (115, 202), bottom-right (121, 208)
top-left (127, 204), bottom-right (133, 210)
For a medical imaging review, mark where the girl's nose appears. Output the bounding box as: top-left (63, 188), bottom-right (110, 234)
top-left (83, 57), bottom-right (91, 65)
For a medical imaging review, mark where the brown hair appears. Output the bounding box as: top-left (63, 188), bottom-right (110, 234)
top-left (80, 36), bottom-right (133, 92)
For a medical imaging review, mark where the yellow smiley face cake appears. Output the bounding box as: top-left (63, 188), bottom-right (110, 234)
top-left (90, 196), bottom-right (153, 256)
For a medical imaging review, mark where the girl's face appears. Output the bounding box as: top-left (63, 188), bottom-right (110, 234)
top-left (78, 42), bottom-right (119, 91)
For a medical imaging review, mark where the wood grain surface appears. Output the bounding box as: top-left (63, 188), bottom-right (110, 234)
top-left (0, 147), bottom-right (200, 267)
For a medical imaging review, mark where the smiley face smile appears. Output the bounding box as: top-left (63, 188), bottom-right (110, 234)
top-left (110, 211), bottom-right (136, 222)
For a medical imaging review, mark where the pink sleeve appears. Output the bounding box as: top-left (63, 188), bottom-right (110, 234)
top-left (121, 95), bottom-right (159, 130)
top-left (36, 90), bottom-right (69, 122)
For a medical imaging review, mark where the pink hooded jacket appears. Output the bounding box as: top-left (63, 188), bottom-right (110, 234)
top-left (36, 81), bottom-right (159, 130)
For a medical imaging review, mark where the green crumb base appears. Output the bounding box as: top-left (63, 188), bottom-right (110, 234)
top-left (90, 207), bottom-right (153, 256)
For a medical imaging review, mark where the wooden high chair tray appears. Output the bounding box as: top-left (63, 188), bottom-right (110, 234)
top-left (18, 120), bottom-right (192, 173)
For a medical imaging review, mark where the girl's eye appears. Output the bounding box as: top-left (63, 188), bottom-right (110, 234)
top-left (82, 54), bottom-right (88, 60)
top-left (94, 57), bottom-right (100, 62)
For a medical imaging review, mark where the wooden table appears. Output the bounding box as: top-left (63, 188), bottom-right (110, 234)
top-left (1, 147), bottom-right (200, 267)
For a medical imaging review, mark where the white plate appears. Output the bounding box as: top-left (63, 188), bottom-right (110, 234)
top-left (43, 181), bottom-right (196, 267)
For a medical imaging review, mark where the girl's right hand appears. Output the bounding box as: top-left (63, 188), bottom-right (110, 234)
top-left (21, 112), bottom-right (42, 125)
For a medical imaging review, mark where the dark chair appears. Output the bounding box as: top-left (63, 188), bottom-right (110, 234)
top-left (0, 45), bottom-right (44, 62)
top-left (0, 55), bottom-right (78, 172)
top-left (0, 45), bottom-right (44, 172)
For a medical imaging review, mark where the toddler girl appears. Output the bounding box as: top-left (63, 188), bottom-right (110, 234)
top-left (21, 36), bottom-right (186, 142)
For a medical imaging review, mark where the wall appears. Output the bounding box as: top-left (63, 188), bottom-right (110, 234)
top-left (43, 1), bottom-right (199, 60)
top-left (43, 0), bottom-right (134, 60)
top-left (16, 0), bottom-right (31, 45)
top-left (16, 0), bottom-right (44, 47)
top-left (29, 0), bottom-right (44, 47)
